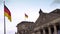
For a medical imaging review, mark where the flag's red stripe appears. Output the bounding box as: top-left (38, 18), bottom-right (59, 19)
top-left (4, 5), bottom-right (11, 16)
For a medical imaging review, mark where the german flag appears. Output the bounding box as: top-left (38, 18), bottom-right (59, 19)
top-left (4, 5), bottom-right (12, 22)
top-left (25, 13), bottom-right (28, 18)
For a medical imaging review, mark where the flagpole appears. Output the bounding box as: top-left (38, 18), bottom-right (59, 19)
top-left (4, 1), bottom-right (6, 34)
top-left (4, 14), bottom-right (6, 34)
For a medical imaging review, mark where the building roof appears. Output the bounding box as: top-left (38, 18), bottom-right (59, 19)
top-left (35, 9), bottom-right (60, 26)
top-left (16, 21), bottom-right (34, 27)
top-left (50, 9), bottom-right (60, 14)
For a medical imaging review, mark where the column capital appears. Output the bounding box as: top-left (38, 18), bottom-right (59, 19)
top-left (32, 32), bottom-right (35, 34)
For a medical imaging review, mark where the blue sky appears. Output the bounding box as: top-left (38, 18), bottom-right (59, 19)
top-left (0, 0), bottom-right (60, 34)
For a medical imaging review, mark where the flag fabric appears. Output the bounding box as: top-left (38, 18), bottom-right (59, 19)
top-left (25, 13), bottom-right (28, 18)
top-left (4, 5), bottom-right (12, 22)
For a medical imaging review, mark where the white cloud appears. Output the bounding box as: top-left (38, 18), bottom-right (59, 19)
top-left (52, 0), bottom-right (60, 4)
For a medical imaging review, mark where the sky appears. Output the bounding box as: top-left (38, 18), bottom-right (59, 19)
top-left (0, 0), bottom-right (60, 34)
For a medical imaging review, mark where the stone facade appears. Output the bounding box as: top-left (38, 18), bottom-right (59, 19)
top-left (16, 9), bottom-right (60, 34)
top-left (16, 21), bottom-right (35, 34)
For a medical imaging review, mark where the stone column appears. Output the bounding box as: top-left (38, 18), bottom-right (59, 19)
top-left (43, 29), bottom-right (45, 34)
top-left (54, 25), bottom-right (57, 34)
top-left (48, 27), bottom-right (51, 34)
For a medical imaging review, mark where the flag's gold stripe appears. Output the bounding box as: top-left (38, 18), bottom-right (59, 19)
top-left (4, 12), bottom-right (11, 22)
top-left (25, 16), bottom-right (28, 18)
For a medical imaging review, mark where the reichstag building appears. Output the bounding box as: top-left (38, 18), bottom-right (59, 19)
top-left (15, 9), bottom-right (60, 34)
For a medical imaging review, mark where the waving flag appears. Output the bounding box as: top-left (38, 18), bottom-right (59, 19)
top-left (25, 13), bottom-right (28, 18)
top-left (4, 5), bottom-right (12, 22)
